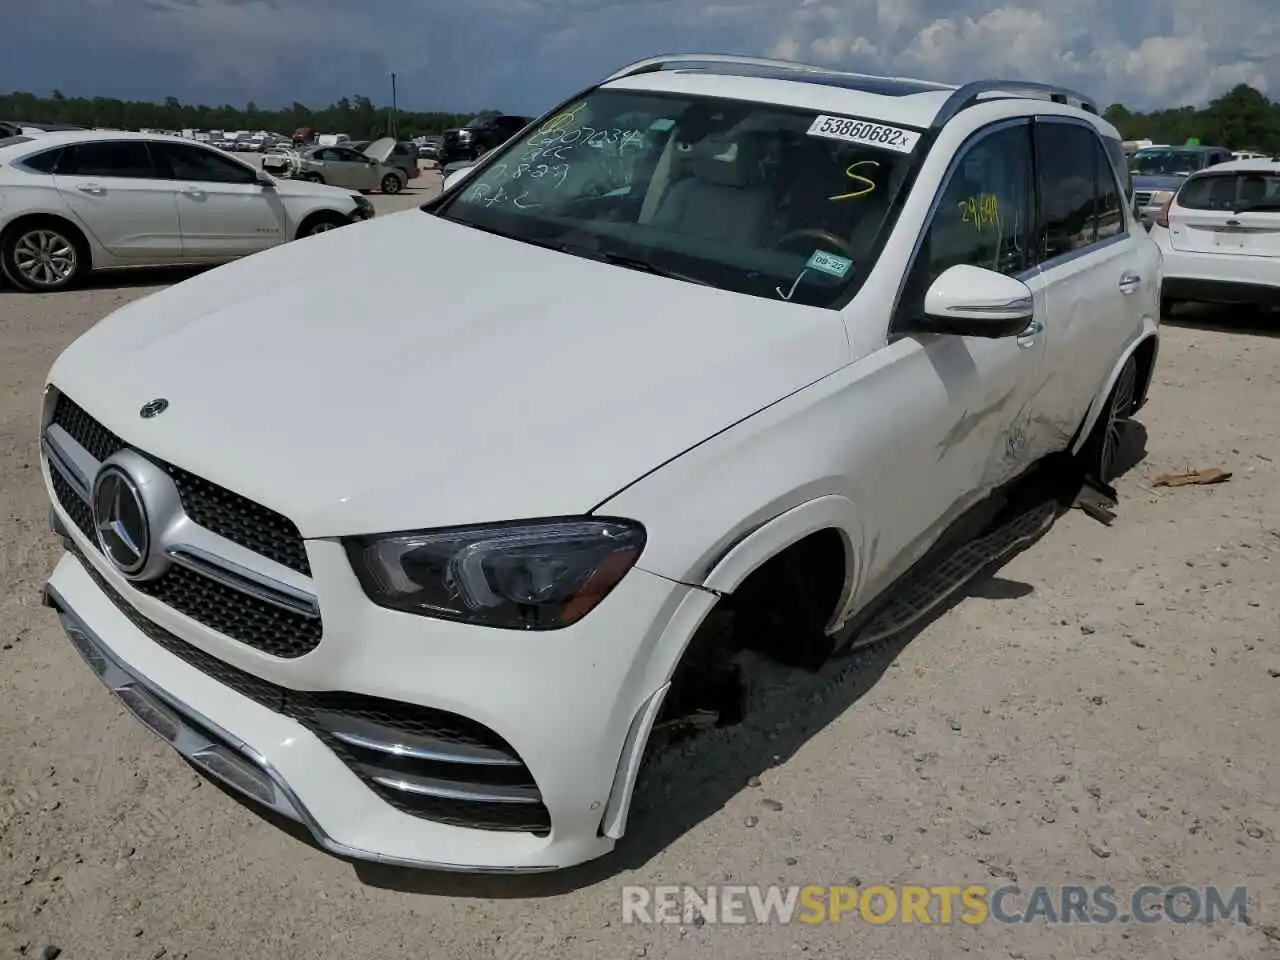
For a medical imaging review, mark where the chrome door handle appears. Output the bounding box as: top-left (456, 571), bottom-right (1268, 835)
top-left (1017, 319), bottom-right (1043, 348)
top-left (76, 184), bottom-right (104, 195)
top-left (1119, 272), bottom-right (1141, 294)
top-left (181, 187), bottom-right (206, 198)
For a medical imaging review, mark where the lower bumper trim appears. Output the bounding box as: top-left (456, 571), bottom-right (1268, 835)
top-left (43, 582), bottom-right (557, 874)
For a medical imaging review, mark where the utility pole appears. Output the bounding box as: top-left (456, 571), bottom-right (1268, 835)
top-left (389, 72), bottom-right (398, 139)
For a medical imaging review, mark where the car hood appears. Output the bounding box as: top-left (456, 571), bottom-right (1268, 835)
top-left (363, 136), bottom-right (396, 162)
top-left (1132, 174), bottom-right (1187, 191)
top-left (47, 210), bottom-right (848, 538)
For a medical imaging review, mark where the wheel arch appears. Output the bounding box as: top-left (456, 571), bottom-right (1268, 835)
top-left (294, 208), bottom-right (350, 240)
top-left (1070, 322), bottom-right (1160, 456)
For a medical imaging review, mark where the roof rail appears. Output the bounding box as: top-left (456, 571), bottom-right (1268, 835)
top-left (603, 53), bottom-right (841, 84)
top-left (933, 80), bottom-right (1098, 128)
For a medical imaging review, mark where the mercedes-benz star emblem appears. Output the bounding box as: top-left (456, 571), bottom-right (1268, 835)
top-left (139, 398), bottom-right (169, 419)
top-left (92, 466), bottom-right (150, 576)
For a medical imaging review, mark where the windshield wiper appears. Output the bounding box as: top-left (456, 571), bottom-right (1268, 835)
top-left (556, 243), bottom-right (713, 286)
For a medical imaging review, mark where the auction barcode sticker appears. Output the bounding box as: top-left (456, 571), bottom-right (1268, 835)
top-left (807, 115), bottom-right (921, 154)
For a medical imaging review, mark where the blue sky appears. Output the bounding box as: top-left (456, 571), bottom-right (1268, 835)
top-left (3, 0), bottom-right (1276, 115)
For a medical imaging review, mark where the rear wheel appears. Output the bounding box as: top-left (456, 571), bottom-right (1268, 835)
top-left (1080, 354), bottom-right (1137, 484)
top-left (1, 218), bottom-right (88, 292)
top-left (380, 173), bottom-right (403, 194)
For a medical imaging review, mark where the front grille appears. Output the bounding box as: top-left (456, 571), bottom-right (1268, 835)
top-left (47, 393), bottom-right (321, 659)
top-left (1134, 191), bottom-right (1153, 207)
top-left (50, 394), bottom-right (311, 576)
top-left (68, 544), bottom-right (550, 835)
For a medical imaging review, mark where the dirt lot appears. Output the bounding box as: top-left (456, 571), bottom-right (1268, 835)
top-left (1, 190), bottom-right (1277, 958)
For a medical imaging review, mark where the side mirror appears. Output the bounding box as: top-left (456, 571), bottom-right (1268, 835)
top-left (443, 164), bottom-right (477, 191)
top-left (911, 264), bottom-right (1035, 338)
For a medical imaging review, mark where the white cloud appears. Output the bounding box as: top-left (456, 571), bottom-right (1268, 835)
top-left (1, 0), bottom-right (1276, 111)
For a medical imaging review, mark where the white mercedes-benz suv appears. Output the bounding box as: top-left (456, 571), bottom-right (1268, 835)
top-left (40, 54), bottom-right (1161, 872)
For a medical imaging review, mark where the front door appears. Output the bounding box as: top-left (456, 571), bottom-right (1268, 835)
top-left (153, 141), bottom-right (285, 258)
top-left (855, 119), bottom-right (1048, 598)
top-left (52, 140), bottom-right (182, 261)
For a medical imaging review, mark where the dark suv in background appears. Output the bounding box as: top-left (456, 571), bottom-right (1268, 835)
top-left (437, 114), bottom-right (531, 165)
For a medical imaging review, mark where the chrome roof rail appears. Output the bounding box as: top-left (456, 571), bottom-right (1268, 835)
top-left (603, 54), bottom-right (837, 83)
top-left (932, 79), bottom-right (1099, 129)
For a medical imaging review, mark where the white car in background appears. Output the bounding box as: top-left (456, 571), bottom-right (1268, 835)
top-left (0, 131), bottom-right (375, 292)
top-left (1150, 158), bottom-right (1280, 312)
top-left (41, 54), bottom-right (1159, 872)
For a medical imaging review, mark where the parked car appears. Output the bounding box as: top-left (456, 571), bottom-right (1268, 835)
top-left (1149, 157), bottom-right (1280, 312)
top-left (436, 114), bottom-right (530, 165)
top-left (0, 131), bottom-right (374, 291)
top-left (1129, 145), bottom-right (1233, 227)
top-left (40, 54), bottom-right (1159, 873)
top-left (287, 143), bottom-right (407, 193)
top-left (350, 137), bottom-right (420, 181)
top-left (417, 134), bottom-right (442, 160)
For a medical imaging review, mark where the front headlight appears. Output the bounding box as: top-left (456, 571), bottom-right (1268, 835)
top-left (350, 194), bottom-right (375, 217)
top-left (1150, 190), bottom-right (1174, 206)
top-left (344, 518), bottom-right (646, 630)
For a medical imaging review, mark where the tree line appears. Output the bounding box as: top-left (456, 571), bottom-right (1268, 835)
top-left (1104, 84), bottom-right (1278, 153)
top-left (0, 89), bottom-right (493, 139)
top-left (3, 82), bottom-right (1279, 151)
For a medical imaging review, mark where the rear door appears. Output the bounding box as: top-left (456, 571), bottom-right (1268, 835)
top-left (51, 140), bottom-right (182, 261)
top-left (1027, 119), bottom-right (1152, 454)
top-left (153, 141), bottom-right (285, 258)
top-left (1168, 170), bottom-right (1280, 259)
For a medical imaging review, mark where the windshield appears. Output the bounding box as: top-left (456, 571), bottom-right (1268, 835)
top-left (1129, 149), bottom-right (1208, 176)
top-left (431, 89), bottom-right (921, 309)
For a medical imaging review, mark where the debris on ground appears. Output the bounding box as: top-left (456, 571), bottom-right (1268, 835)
top-left (1152, 467), bottom-right (1232, 487)
top-left (1074, 477), bottom-right (1118, 525)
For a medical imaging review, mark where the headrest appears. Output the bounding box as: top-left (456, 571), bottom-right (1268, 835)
top-left (691, 134), bottom-right (763, 187)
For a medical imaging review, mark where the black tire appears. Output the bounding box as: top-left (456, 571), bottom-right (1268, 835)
top-left (296, 212), bottom-right (350, 239)
top-left (1079, 353), bottom-right (1137, 484)
top-left (302, 172), bottom-right (324, 183)
top-left (380, 173), bottom-right (403, 194)
top-left (1, 217), bottom-right (89, 293)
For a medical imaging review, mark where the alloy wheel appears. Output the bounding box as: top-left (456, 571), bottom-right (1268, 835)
top-left (13, 229), bottom-right (77, 288)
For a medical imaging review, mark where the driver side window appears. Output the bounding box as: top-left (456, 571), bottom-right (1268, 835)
top-left (920, 123), bottom-right (1034, 284)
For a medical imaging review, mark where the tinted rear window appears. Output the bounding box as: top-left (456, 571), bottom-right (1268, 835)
top-left (21, 146), bottom-right (62, 172)
top-left (1179, 172), bottom-right (1280, 210)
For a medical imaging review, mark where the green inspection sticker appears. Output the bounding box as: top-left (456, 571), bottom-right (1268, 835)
top-left (806, 249), bottom-right (853, 278)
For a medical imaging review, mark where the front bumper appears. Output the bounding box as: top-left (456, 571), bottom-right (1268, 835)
top-left (43, 476), bottom-right (704, 870)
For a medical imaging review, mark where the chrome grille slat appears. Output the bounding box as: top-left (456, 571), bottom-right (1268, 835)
top-left (44, 390), bottom-right (322, 659)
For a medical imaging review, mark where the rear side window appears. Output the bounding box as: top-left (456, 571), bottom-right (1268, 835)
top-left (58, 141), bottom-right (157, 179)
top-left (1035, 122), bottom-right (1124, 259)
top-left (20, 147), bottom-right (62, 172)
top-left (1178, 172), bottom-right (1280, 211)
top-left (1102, 137), bottom-right (1132, 203)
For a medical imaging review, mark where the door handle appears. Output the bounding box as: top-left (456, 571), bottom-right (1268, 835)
top-left (181, 186), bottom-right (206, 198)
top-left (1016, 319), bottom-right (1043, 348)
top-left (1118, 272), bottom-right (1141, 294)
top-left (76, 183), bottom-right (105, 195)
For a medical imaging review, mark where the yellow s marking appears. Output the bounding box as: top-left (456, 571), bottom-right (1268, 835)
top-left (829, 160), bottom-right (879, 200)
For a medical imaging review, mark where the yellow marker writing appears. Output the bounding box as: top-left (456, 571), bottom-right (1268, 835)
top-left (958, 193), bottom-right (1001, 231)
top-left (829, 160), bottom-right (879, 201)
top-left (539, 105), bottom-right (584, 135)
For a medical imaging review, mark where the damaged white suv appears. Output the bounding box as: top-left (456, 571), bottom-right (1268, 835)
top-left (41, 54), bottom-right (1160, 872)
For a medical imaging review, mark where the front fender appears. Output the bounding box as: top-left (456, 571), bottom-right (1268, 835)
top-left (700, 495), bottom-right (864, 626)
top-left (1070, 316), bottom-right (1160, 456)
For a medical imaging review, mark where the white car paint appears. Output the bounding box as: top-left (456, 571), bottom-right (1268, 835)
top-left (1151, 158), bottom-right (1280, 307)
top-left (40, 56), bottom-right (1161, 872)
top-left (0, 130), bottom-right (372, 290)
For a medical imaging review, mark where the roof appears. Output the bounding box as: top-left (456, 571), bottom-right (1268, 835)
top-left (599, 54), bottom-right (1101, 131)
top-left (0, 129), bottom-right (201, 152)
top-left (1198, 158), bottom-right (1280, 174)
top-left (1134, 144), bottom-right (1227, 153)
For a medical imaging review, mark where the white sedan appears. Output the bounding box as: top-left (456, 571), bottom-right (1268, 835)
top-left (0, 130), bottom-right (374, 292)
top-left (1150, 158), bottom-right (1280, 312)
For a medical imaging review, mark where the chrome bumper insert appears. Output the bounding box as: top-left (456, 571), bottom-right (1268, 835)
top-left (42, 583), bottom-right (556, 874)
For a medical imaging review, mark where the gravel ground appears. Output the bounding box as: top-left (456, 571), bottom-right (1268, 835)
top-left (1, 193), bottom-right (1277, 959)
